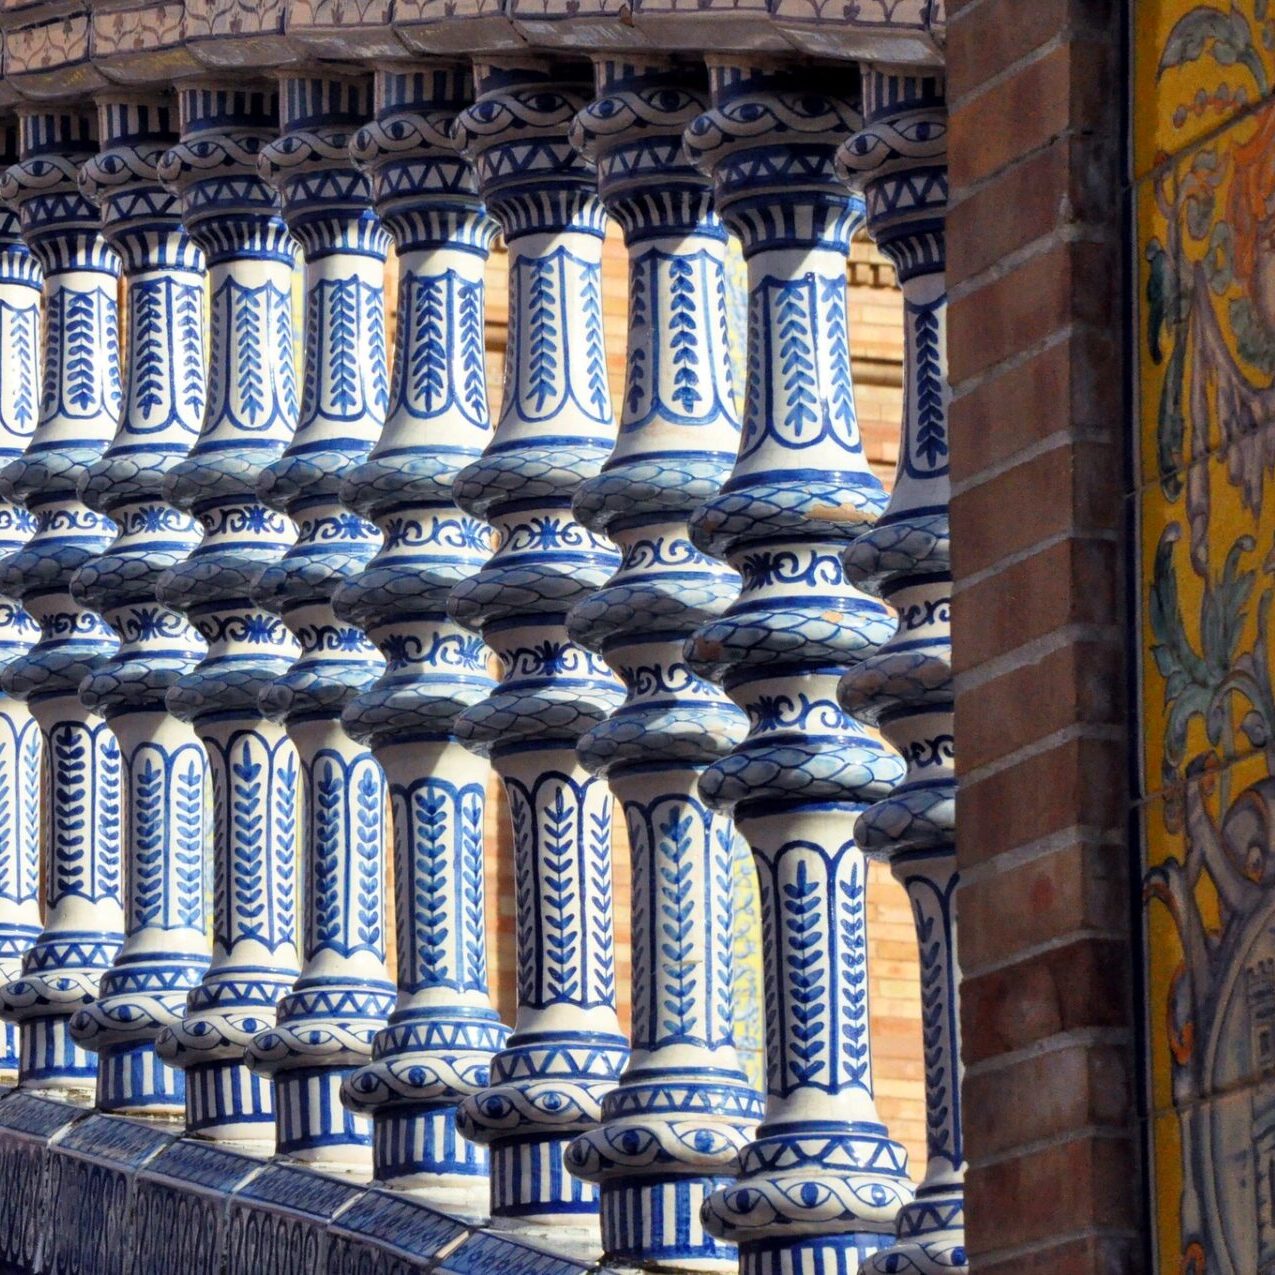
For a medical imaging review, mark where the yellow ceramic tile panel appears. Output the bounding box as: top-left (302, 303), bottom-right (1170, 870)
top-left (1141, 748), bottom-right (1275, 1273)
top-left (1138, 443), bottom-right (1275, 798)
top-left (1137, 14), bottom-right (1275, 1273)
top-left (1136, 98), bottom-right (1275, 499)
top-left (1133, 0), bottom-right (1275, 181)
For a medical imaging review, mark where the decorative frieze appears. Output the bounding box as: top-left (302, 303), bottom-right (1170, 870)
top-left (242, 71), bottom-right (394, 1171)
top-left (66, 93), bottom-right (212, 1116)
top-left (560, 59), bottom-right (763, 1271)
top-left (684, 61), bottom-right (914, 1275)
top-left (450, 60), bottom-right (628, 1231)
top-left (336, 63), bottom-right (508, 1200)
top-left (153, 82), bottom-right (302, 1144)
top-left (837, 68), bottom-right (964, 1275)
top-left (0, 108), bottom-right (124, 1095)
top-left (0, 124), bottom-right (43, 1085)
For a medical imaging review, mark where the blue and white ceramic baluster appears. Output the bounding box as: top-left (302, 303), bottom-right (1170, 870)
top-left (0, 109), bottom-right (124, 1095)
top-left (152, 83), bottom-right (302, 1144)
top-left (243, 73), bottom-right (393, 1171)
top-left (66, 95), bottom-right (211, 1116)
top-left (559, 61), bottom-right (763, 1271)
top-left (0, 122), bottom-right (43, 1085)
top-left (837, 71), bottom-right (964, 1275)
top-left (449, 61), bottom-right (628, 1233)
top-left (337, 65), bottom-right (509, 1202)
top-left (684, 63), bottom-right (916, 1275)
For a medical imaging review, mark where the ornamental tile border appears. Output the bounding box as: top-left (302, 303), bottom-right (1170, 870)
top-left (0, 0), bottom-right (944, 91)
top-left (0, 1087), bottom-right (618, 1274)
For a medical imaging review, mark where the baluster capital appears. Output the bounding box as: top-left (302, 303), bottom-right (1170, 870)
top-left (0, 111), bottom-right (116, 278)
top-left (453, 60), bottom-right (606, 239)
top-left (349, 64), bottom-right (496, 255)
top-left (157, 84), bottom-right (294, 266)
top-left (683, 61), bottom-right (862, 256)
top-left (571, 60), bottom-right (715, 241)
top-left (836, 68), bottom-right (947, 284)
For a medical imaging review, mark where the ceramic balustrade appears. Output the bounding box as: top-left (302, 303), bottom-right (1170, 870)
top-left (559, 59), bottom-right (764, 1272)
top-left (0, 108), bottom-right (125, 1095)
top-left (153, 83), bottom-right (303, 1145)
top-left (336, 63), bottom-right (509, 1204)
top-left (239, 71), bottom-right (393, 1173)
top-left (66, 94), bottom-right (212, 1117)
top-left (837, 69), bottom-right (965, 1275)
top-left (449, 60), bottom-right (629, 1236)
top-left (0, 123), bottom-right (43, 1085)
top-left (683, 61), bottom-right (915, 1275)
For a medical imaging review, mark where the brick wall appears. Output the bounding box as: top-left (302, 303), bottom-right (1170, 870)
top-left (946, 0), bottom-right (1142, 1270)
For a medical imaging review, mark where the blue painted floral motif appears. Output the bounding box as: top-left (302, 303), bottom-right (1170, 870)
top-left (0, 109), bottom-right (125, 1093)
top-left (451, 61), bottom-right (628, 1228)
top-left (244, 73), bottom-right (393, 1171)
top-left (151, 84), bottom-right (302, 1144)
top-left (560, 61), bottom-right (763, 1272)
top-left (0, 126), bottom-right (43, 1080)
top-left (67, 97), bottom-right (213, 1116)
top-left (336, 66), bottom-right (509, 1195)
top-left (685, 63), bottom-right (915, 1275)
top-left (837, 70), bottom-right (965, 1275)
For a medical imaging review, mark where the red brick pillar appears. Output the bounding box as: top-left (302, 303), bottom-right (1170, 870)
top-left (945, 1), bottom-right (1142, 1271)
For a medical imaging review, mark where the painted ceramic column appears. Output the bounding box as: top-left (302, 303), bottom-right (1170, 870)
top-left (0, 109), bottom-right (124, 1094)
top-left (560, 61), bottom-right (763, 1271)
top-left (450, 61), bottom-right (628, 1232)
top-left (241, 72), bottom-right (393, 1171)
top-left (66, 95), bottom-right (211, 1116)
top-left (152, 84), bottom-right (302, 1144)
top-left (336, 64), bottom-right (509, 1200)
top-left (836, 70), bottom-right (964, 1275)
top-left (683, 63), bottom-right (915, 1275)
top-left (0, 123), bottom-right (43, 1085)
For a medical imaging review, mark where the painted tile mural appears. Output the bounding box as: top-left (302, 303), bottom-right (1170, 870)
top-left (1137, 5), bottom-right (1275, 1273)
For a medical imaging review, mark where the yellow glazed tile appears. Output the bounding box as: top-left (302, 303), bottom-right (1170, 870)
top-left (1136, 98), bottom-right (1275, 501)
top-left (1138, 445), bottom-right (1275, 798)
top-left (1142, 748), bottom-right (1275, 1271)
top-left (1151, 1085), bottom-right (1275, 1273)
top-left (1133, 0), bottom-right (1275, 181)
top-left (1148, 1108), bottom-right (1184, 1275)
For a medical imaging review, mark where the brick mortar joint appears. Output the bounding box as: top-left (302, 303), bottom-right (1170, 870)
top-left (947, 320), bottom-right (1123, 402)
top-left (947, 19), bottom-right (1123, 116)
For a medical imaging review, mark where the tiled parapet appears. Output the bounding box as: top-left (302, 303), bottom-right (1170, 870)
top-left (448, 60), bottom-right (628, 1235)
top-left (242, 70), bottom-right (393, 1174)
top-left (0, 121), bottom-right (43, 1084)
top-left (335, 64), bottom-right (509, 1202)
top-left (66, 93), bottom-right (212, 1117)
top-left (683, 62), bottom-right (914, 1275)
top-left (559, 59), bottom-right (763, 1272)
top-left (837, 68), bottom-right (963, 1275)
top-left (152, 82), bottom-right (302, 1145)
top-left (0, 106), bottom-right (124, 1096)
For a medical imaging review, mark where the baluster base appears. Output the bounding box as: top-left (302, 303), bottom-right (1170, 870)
top-left (739, 1236), bottom-right (891, 1275)
top-left (371, 1106), bottom-right (488, 1193)
top-left (0, 1024), bottom-right (16, 1080)
top-left (95, 1041), bottom-right (184, 1114)
top-left (703, 1129), bottom-right (913, 1260)
top-left (183, 1059), bottom-right (275, 1144)
top-left (342, 1009), bottom-right (509, 1190)
top-left (862, 1191), bottom-right (967, 1275)
top-left (273, 1068), bottom-right (372, 1168)
top-left (600, 1177), bottom-right (740, 1272)
top-left (489, 1136), bottom-right (599, 1225)
top-left (15, 1017), bottom-right (97, 1094)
